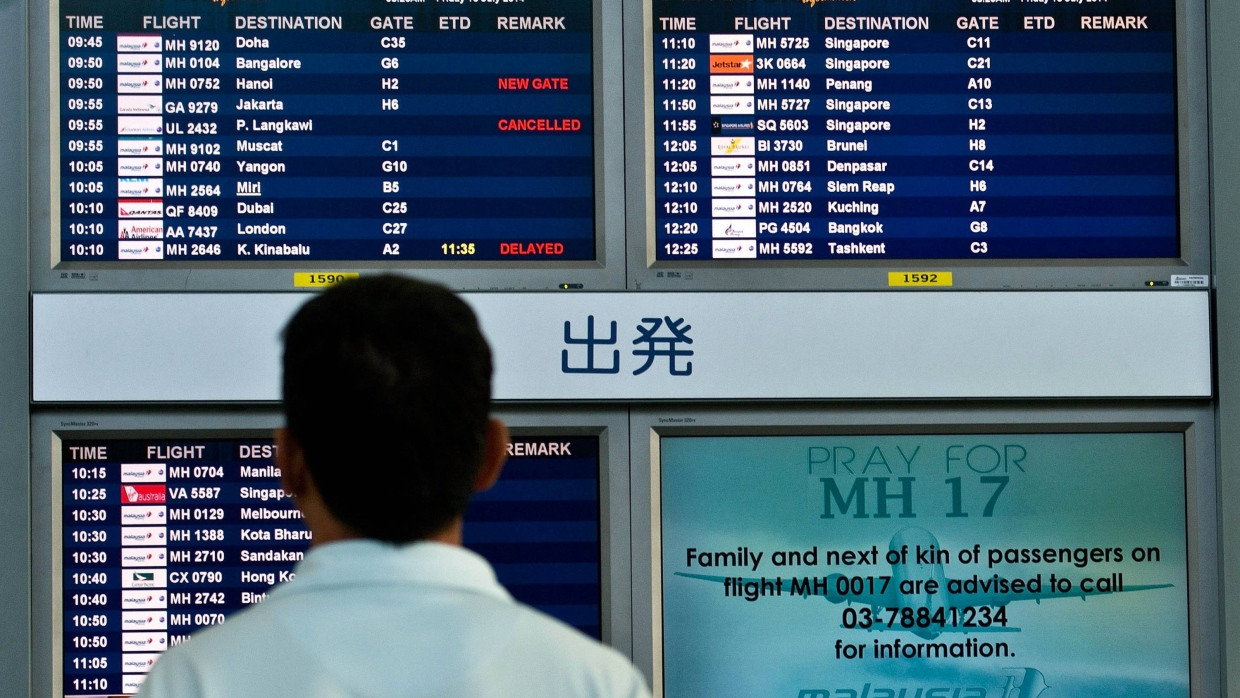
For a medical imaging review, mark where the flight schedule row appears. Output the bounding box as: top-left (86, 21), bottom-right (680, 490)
top-left (57, 0), bottom-right (595, 263)
top-left (650, 0), bottom-right (1178, 261)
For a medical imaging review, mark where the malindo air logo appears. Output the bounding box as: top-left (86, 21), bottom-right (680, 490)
top-left (796, 667), bottom-right (1051, 698)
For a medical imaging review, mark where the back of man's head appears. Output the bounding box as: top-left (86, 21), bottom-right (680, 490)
top-left (281, 275), bottom-right (493, 542)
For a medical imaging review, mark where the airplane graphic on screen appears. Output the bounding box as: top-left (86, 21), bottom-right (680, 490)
top-left (675, 527), bottom-right (1173, 640)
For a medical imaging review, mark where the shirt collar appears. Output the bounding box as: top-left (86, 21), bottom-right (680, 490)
top-left (270, 539), bottom-right (512, 603)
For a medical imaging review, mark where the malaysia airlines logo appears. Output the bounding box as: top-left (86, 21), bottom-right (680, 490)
top-left (710, 76), bottom-right (754, 95)
top-left (1002, 668), bottom-right (1051, 698)
top-left (710, 97), bottom-right (755, 115)
top-left (117, 76), bottom-right (162, 93)
top-left (117, 35), bottom-right (163, 53)
top-left (709, 34), bottom-right (753, 53)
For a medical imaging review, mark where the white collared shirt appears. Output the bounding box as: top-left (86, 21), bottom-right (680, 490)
top-left (136, 540), bottom-right (650, 698)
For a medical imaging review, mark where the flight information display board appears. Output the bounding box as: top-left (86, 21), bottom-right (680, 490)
top-left (58, 433), bottom-right (601, 696)
top-left (649, 0), bottom-right (1179, 262)
top-left (656, 432), bottom-right (1190, 696)
top-left (54, 0), bottom-right (594, 263)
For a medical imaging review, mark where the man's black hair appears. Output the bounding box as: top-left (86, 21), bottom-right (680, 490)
top-left (281, 274), bottom-right (493, 542)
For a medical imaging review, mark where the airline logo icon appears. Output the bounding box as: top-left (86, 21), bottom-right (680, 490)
top-left (121, 632), bottom-right (168, 651)
top-left (711, 137), bottom-right (756, 157)
top-left (709, 75), bottom-right (754, 95)
top-left (117, 35), bottom-right (163, 53)
top-left (122, 590), bottom-right (168, 610)
top-left (118, 76), bottom-right (163, 94)
top-left (121, 463), bottom-right (167, 482)
top-left (117, 54), bottom-right (163, 74)
top-left (711, 177), bottom-right (756, 197)
top-left (118, 178), bottom-right (164, 197)
top-left (118, 199), bottom-right (163, 218)
top-left (710, 55), bottom-right (753, 74)
top-left (121, 611), bottom-right (168, 631)
top-left (117, 158), bottom-right (164, 176)
top-left (120, 526), bottom-right (167, 547)
top-left (710, 97), bottom-right (755, 115)
top-left (712, 219), bottom-right (758, 238)
top-left (117, 138), bottom-right (163, 157)
top-left (121, 547), bottom-right (167, 568)
top-left (118, 242), bottom-right (165, 260)
top-left (117, 116), bottom-right (164, 135)
top-left (711, 198), bottom-right (756, 218)
top-left (121, 653), bottom-right (161, 673)
top-left (120, 505), bottom-right (166, 525)
top-left (709, 34), bottom-right (754, 53)
top-left (712, 241), bottom-right (758, 258)
top-left (119, 220), bottom-right (165, 240)
top-left (122, 570), bottom-right (168, 589)
top-left (710, 157), bottom-right (755, 177)
top-left (121, 484), bottom-right (166, 504)
top-left (711, 116), bottom-right (755, 135)
top-left (118, 96), bottom-right (164, 115)
top-left (123, 675), bottom-right (149, 695)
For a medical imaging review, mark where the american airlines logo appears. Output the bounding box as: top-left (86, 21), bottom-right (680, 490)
top-left (119, 221), bottom-right (165, 240)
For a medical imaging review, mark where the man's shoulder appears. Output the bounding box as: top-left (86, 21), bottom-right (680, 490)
top-left (488, 602), bottom-right (650, 693)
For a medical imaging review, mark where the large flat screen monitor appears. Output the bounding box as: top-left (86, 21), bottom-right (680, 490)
top-left (31, 0), bottom-right (625, 291)
top-left (625, 0), bottom-right (1210, 290)
top-left (33, 407), bottom-right (631, 696)
top-left (630, 403), bottom-right (1219, 696)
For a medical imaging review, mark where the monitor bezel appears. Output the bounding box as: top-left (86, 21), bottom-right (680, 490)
top-left (629, 402), bottom-right (1220, 696)
top-left (31, 0), bottom-right (627, 292)
top-left (623, 0), bottom-right (1211, 291)
top-left (32, 405), bottom-right (633, 697)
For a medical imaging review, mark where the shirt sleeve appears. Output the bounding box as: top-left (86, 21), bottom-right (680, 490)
top-left (134, 649), bottom-right (204, 698)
